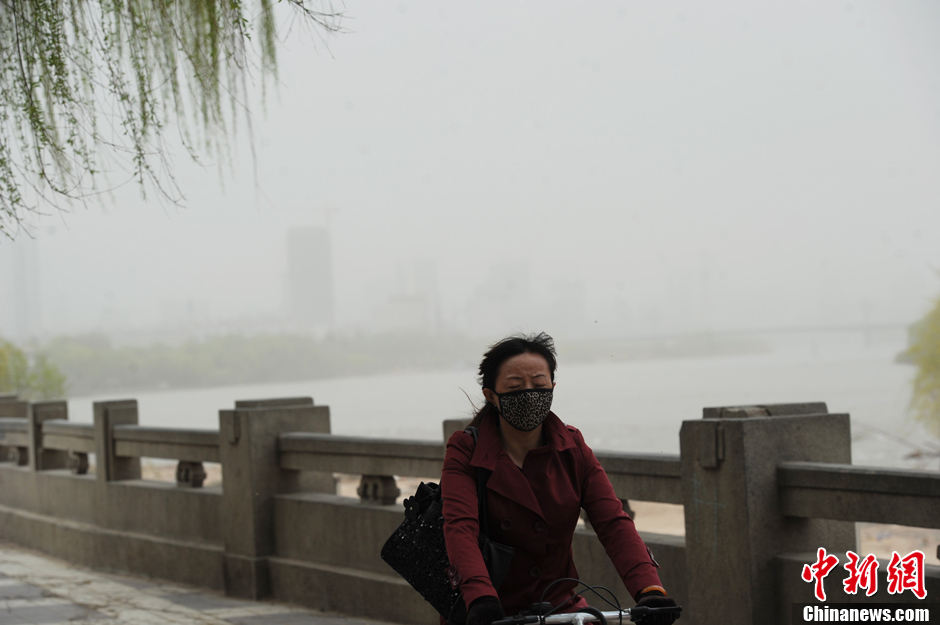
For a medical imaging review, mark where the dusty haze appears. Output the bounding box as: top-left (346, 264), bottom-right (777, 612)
top-left (1, 1), bottom-right (939, 344)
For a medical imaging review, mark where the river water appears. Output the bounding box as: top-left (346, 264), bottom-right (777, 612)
top-left (64, 327), bottom-right (937, 471)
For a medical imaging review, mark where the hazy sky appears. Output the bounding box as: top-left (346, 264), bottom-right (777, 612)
top-left (2, 1), bottom-right (939, 341)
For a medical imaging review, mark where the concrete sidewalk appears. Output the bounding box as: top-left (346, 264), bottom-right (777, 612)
top-left (0, 542), bottom-right (394, 625)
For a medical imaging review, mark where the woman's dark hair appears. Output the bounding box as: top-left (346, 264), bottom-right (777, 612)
top-left (469, 332), bottom-right (557, 428)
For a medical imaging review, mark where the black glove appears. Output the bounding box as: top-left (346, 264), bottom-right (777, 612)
top-left (634, 590), bottom-right (680, 625)
top-left (466, 596), bottom-right (505, 625)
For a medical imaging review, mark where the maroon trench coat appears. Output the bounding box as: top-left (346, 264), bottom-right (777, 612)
top-left (441, 411), bottom-right (663, 617)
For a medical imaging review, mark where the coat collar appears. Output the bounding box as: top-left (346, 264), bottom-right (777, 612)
top-left (468, 410), bottom-right (578, 520)
top-left (469, 410), bottom-right (576, 470)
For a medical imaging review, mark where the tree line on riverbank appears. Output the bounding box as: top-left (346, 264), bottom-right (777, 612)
top-left (1, 330), bottom-right (774, 398)
top-left (39, 333), bottom-right (481, 396)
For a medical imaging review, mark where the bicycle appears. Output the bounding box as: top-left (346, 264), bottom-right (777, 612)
top-left (489, 578), bottom-right (682, 625)
top-left (492, 605), bottom-right (682, 625)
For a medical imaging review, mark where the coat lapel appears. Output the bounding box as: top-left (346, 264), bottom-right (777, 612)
top-left (469, 412), bottom-right (574, 520)
top-left (483, 457), bottom-right (544, 519)
top-left (544, 412), bottom-right (578, 451)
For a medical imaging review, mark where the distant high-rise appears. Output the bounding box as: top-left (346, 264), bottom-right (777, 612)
top-left (0, 239), bottom-right (42, 341)
top-left (287, 227), bottom-right (334, 331)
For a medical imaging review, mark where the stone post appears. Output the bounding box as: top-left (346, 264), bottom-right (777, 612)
top-left (443, 417), bottom-right (471, 442)
top-left (218, 398), bottom-right (330, 600)
top-left (28, 401), bottom-right (70, 471)
top-left (679, 403), bottom-right (856, 625)
top-left (0, 400), bottom-right (30, 465)
top-left (93, 400), bottom-right (141, 482)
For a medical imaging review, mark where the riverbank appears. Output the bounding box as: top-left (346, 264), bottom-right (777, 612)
top-left (39, 331), bottom-right (768, 397)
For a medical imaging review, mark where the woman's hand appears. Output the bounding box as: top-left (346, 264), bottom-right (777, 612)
top-left (466, 596), bottom-right (505, 625)
top-left (634, 589), bottom-right (679, 625)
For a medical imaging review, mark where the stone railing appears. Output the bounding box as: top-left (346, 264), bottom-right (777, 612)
top-left (0, 396), bottom-right (331, 594)
top-left (0, 417), bottom-right (29, 464)
top-left (772, 460), bottom-right (940, 617)
top-left (279, 432), bottom-right (444, 504)
top-left (39, 420), bottom-right (94, 473)
top-left (111, 425), bottom-right (220, 486)
top-left (777, 462), bottom-right (940, 528)
top-left (1, 397), bottom-right (938, 625)
top-left (596, 452), bottom-right (682, 503)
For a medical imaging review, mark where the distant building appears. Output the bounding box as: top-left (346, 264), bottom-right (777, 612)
top-left (286, 227), bottom-right (334, 332)
top-left (0, 239), bottom-right (42, 342)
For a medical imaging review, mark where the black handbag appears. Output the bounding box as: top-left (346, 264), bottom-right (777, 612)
top-left (380, 427), bottom-right (514, 624)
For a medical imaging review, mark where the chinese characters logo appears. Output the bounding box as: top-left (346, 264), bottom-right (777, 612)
top-left (801, 548), bottom-right (927, 601)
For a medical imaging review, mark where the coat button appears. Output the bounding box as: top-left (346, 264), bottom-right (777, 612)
top-left (534, 520), bottom-right (546, 533)
top-left (500, 519), bottom-right (512, 531)
top-left (450, 573), bottom-right (462, 588)
top-left (446, 564), bottom-right (457, 577)
top-left (529, 566), bottom-right (541, 579)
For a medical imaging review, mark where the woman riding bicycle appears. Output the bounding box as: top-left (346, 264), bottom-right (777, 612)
top-left (441, 333), bottom-right (679, 625)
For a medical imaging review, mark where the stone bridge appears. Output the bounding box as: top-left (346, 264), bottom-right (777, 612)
top-left (0, 395), bottom-right (937, 625)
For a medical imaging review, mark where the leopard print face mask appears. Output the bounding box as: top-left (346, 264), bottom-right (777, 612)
top-left (495, 388), bottom-right (553, 432)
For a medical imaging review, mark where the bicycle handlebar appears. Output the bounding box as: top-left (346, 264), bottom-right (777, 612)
top-left (491, 605), bottom-right (682, 625)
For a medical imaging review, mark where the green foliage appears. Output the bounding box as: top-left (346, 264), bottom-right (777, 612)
top-left (0, 338), bottom-right (67, 400)
top-left (0, 339), bottom-right (29, 393)
top-left (0, 0), bottom-right (341, 237)
top-left (908, 298), bottom-right (940, 438)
